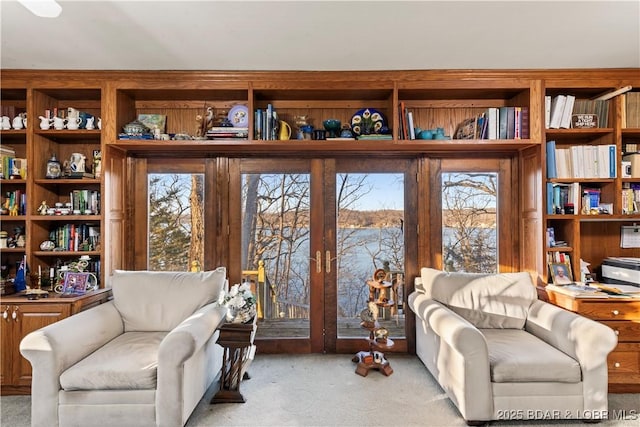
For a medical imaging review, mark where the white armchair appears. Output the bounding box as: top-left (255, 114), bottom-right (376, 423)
top-left (20, 268), bottom-right (228, 427)
top-left (409, 268), bottom-right (617, 425)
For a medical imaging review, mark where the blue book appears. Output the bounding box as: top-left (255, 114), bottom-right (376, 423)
top-left (609, 144), bottom-right (617, 178)
top-left (546, 182), bottom-right (554, 214)
top-left (546, 140), bottom-right (557, 178)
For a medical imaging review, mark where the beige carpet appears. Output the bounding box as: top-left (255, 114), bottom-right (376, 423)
top-left (2, 354), bottom-right (639, 426)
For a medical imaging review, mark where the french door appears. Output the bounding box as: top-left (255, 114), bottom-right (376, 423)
top-left (237, 158), bottom-right (416, 354)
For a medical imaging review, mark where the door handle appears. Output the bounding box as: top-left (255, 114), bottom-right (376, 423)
top-left (326, 250), bottom-right (334, 273)
top-left (310, 250), bottom-right (322, 273)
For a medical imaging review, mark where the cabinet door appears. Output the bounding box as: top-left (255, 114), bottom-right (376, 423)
top-left (0, 306), bottom-right (13, 386)
top-left (12, 303), bottom-right (70, 386)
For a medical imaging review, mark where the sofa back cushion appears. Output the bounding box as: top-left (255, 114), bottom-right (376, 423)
top-left (420, 267), bottom-right (537, 329)
top-left (111, 268), bottom-right (226, 332)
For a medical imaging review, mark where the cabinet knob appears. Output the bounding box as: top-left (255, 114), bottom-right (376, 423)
top-left (11, 306), bottom-right (18, 321)
top-left (614, 362), bottom-right (621, 368)
top-left (612, 310), bottom-right (619, 316)
top-left (2, 307), bottom-right (8, 320)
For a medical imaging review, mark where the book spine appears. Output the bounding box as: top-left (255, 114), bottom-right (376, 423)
top-left (520, 107), bottom-right (529, 139)
top-left (546, 140), bottom-right (557, 178)
top-left (560, 95), bottom-right (575, 129)
top-left (549, 95), bottom-right (566, 129)
top-left (506, 107), bottom-right (515, 139)
top-left (498, 106), bottom-right (508, 138)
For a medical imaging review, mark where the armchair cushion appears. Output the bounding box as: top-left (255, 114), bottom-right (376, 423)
top-left (60, 332), bottom-right (167, 390)
top-left (420, 267), bottom-right (536, 329)
top-left (111, 268), bottom-right (226, 331)
top-left (482, 329), bottom-right (581, 383)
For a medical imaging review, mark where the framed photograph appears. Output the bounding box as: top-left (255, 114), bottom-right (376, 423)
top-left (61, 272), bottom-right (91, 296)
top-left (549, 262), bottom-right (573, 285)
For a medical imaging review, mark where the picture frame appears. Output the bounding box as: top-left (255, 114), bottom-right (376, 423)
top-left (61, 272), bottom-right (91, 296)
top-left (549, 262), bottom-right (573, 285)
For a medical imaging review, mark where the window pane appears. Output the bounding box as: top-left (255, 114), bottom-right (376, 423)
top-left (147, 173), bottom-right (204, 271)
top-left (442, 172), bottom-right (498, 273)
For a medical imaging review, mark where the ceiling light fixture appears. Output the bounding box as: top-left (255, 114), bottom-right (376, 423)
top-left (17, 0), bottom-right (62, 18)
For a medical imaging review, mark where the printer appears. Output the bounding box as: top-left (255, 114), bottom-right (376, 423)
top-left (601, 257), bottom-right (640, 287)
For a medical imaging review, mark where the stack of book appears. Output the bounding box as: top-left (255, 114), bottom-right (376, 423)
top-left (206, 127), bottom-right (249, 140)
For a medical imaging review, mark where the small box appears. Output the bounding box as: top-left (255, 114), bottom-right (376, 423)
top-left (623, 153), bottom-right (640, 178)
top-left (622, 161), bottom-right (632, 178)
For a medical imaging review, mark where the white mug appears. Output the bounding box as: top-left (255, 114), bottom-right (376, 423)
top-left (85, 117), bottom-right (95, 130)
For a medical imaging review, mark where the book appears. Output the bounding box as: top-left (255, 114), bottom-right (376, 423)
top-left (485, 107), bottom-right (498, 140)
top-left (546, 227), bottom-right (556, 247)
top-left (560, 95), bottom-right (575, 129)
top-left (549, 95), bottom-right (566, 129)
top-left (546, 140), bottom-right (557, 178)
top-left (544, 95), bottom-right (551, 129)
top-left (546, 283), bottom-right (608, 298)
top-left (498, 106), bottom-right (508, 138)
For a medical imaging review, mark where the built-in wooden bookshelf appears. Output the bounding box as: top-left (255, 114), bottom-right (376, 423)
top-left (1, 69), bottom-right (639, 390)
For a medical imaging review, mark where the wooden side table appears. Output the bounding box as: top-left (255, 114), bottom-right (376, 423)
top-left (211, 316), bottom-right (257, 404)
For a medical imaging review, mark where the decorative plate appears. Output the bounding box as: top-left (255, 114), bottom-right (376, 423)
top-left (350, 108), bottom-right (386, 136)
top-left (228, 105), bottom-right (249, 128)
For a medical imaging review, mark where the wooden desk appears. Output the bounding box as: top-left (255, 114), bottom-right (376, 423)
top-left (211, 317), bottom-right (257, 404)
top-left (546, 289), bottom-right (640, 393)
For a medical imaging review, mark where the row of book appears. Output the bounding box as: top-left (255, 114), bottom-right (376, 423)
top-left (546, 251), bottom-right (571, 266)
top-left (622, 183), bottom-right (640, 214)
top-left (546, 95), bottom-right (610, 129)
top-left (2, 190), bottom-right (27, 215)
top-left (1, 145), bottom-right (26, 179)
top-left (546, 183), bottom-right (603, 215)
top-left (546, 141), bottom-right (617, 179)
top-left (454, 106), bottom-right (529, 140)
top-left (254, 105), bottom-right (278, 140)
top-left (622, 92), bottom-right (640, 128)
top-left (48, 223), bottom-right (100, 252)
top-left (69, 190), bottom-right (101, 214)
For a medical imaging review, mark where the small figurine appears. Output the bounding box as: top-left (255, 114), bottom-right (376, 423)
top-left (37, 201), bottom-right (49, 215)
top-left (191, 260), bottom-right (201, 272)
top-left (9, 204), bottom-right (18, 216)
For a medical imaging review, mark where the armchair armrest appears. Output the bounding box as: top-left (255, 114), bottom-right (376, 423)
top-left (409, 292), bottom-right (492, 421)
top-left (19, 301), bottom-right (124, 427)
top-left (156, 303), bottom-right (227, 427)
top-left (525, 300), bottom-right (617, 412)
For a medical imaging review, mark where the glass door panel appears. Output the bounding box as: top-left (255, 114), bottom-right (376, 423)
top-left (336, 173), bottom-right (405, 340)
top-left (241, 173), bottom-right (311, 340)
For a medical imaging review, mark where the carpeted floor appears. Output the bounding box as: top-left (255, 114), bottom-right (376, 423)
top-left (1, 354), bottom-right (638, 426)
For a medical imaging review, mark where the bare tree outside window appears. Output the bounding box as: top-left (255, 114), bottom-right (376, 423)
top-left (442, 172), bottom-right (497, 273)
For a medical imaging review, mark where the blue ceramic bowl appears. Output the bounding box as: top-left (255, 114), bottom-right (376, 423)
top-left (323, 119), bottom-right (341, 132)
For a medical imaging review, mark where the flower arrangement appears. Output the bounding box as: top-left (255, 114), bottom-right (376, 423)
top-left (218, 282), bottom-right (257, 323)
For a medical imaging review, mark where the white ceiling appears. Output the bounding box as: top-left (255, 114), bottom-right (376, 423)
top-left (1, 0), bottom-right (639, 71)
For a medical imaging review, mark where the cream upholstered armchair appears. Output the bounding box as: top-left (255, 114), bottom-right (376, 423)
top-left (409, 268), bottom-right (617, 425)
top-left (20, 268), bottom-right (228, 427)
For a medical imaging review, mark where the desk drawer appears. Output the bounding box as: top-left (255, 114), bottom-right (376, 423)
top-left (608, 351), bottom-right (640, 374)
top-left (576, 301), bottom-right (640, 321)
top-left (601, 321), bottom-right (640, 342)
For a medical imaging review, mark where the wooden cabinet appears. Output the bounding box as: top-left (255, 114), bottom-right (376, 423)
top-left (0, 289), bottom-right (111, 395)
top-left (546, 291), bottom-right (640, 392)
